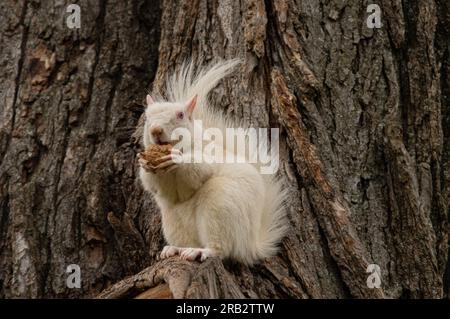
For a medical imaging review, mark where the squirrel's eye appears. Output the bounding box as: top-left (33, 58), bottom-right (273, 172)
top-left (176, 111), bottom-right (184, 120)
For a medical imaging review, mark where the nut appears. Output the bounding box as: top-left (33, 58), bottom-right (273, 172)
top-left (140, 144), bottom-right (173, 166)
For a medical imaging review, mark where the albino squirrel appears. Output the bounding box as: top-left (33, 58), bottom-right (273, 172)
top-left (138, 60), bottom-right (287, 265)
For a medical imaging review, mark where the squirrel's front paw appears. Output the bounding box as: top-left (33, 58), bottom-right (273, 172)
top-left (180, 248), bottom-right (216, 262)
top-left (137, 150), bottom-right (182, 174)
top-left (137, 153), bottom-right (155, 173)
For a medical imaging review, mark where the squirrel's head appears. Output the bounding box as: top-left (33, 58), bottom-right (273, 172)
top-left (143, 94), bottom-right (197, 147)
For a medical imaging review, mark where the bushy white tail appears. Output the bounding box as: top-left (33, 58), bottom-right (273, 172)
top-left (158, 59), bottom-right (241, 118)
top-left (255, 175), bottom-right (289, 259)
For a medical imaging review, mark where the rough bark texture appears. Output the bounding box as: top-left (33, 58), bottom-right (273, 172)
top-left (0, 0), bottom-right (448, 299)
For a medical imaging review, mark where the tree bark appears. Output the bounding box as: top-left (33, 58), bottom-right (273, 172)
top-left (0, 0), bottom-right (448, 299)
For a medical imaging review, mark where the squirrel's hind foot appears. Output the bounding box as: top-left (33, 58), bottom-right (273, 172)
top-left (160, 245), bottom-right (182, 259)
top-left (159, 246), bottom-right (215, 262)
top-left (179, 247), bottom-right (216, 262)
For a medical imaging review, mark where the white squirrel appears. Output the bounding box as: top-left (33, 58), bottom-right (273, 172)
top-left (138, 59), bottom-right (288, 265)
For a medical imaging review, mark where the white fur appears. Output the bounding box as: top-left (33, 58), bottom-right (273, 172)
top-left (139, 60), bottom-right (288, 265)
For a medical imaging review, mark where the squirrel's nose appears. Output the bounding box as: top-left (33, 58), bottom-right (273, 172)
top-left (150, 126), bottom-right (163, 138)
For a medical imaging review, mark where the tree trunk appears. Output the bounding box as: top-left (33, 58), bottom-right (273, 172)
top-left (0, 0), bottom-right (448, 299)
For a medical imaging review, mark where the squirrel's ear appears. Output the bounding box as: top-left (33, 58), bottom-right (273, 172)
top-left (185, 94), bottom-right (197, 118)
top-left (146, 94), bottom-right (155, 106)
